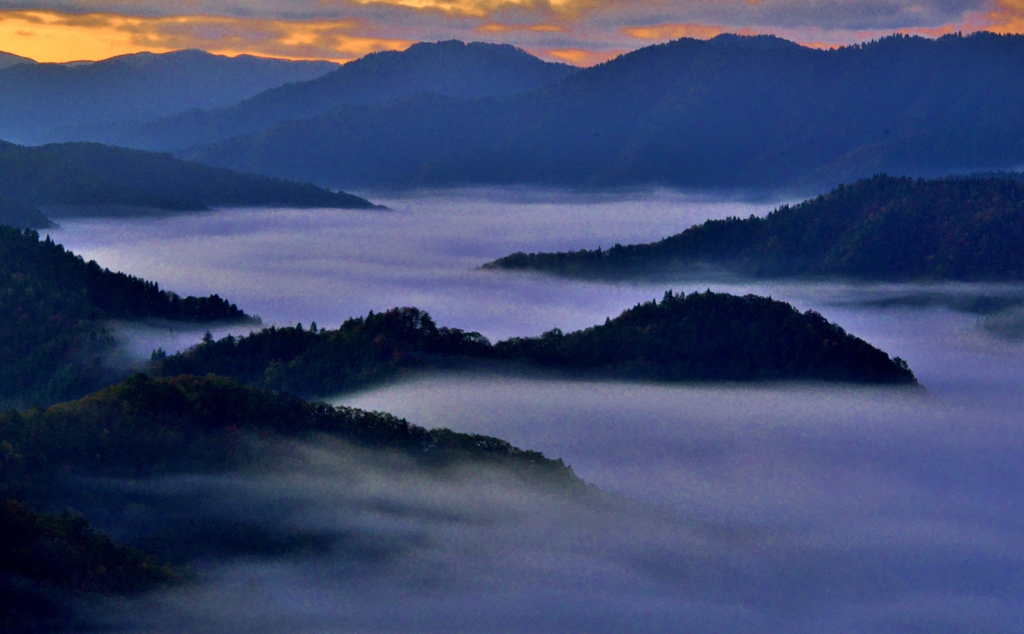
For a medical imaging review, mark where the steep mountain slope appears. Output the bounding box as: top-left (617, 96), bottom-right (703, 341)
top-left (109, 41), bottom-right (577, 151)
top-left (0, 141), bottom-right (378, 214)
top-left (0, 50), bottom-right (337, 144)
top-left (0, 226), bottom-right (252, 406)
top-left (183, 32), bottom-right (1024, 192)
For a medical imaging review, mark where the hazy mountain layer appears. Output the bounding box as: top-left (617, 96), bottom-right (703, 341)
top-left (0, 141), bottom-right (378, 215)
top-left (0, 50), bottom-right (34, 70)
top-left (0, 197), bottom-right (51, 229)
top-left (0, 50), bottom-right (337, 145)
top-left (107, 40), bottom-right (577, 151)
top-left (183, 32), bottom-right (1024, 192)
top-left (157, 296), bottom-right (917, 393)
top-left (485, 175), bottom-right (1024, 281)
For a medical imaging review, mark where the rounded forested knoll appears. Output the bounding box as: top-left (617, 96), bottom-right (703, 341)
top-left (157, 293), bottom-right (917, 392)
top-left (496, 290), bottom-right (917, 384)
top-left (0, 227), bottom-right (253, 406)
top-left (484, 175), bottom-right (1024, 281)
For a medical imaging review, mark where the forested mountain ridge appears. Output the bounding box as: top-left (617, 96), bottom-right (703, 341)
top-left (0, 227), bottom-right (252, 406)
top-left (183, 32), bottom-right (1024, 192)
top-left (0, 141), bottom-right (379, 219)
top-left (0, 49), bottom-right (337, 145)
top-left (107, 40), bottom-right (577, 151)
top-left (156, 294), bottom-right (917, 393)
top-left (485, 175), bottom-right (1024, 281)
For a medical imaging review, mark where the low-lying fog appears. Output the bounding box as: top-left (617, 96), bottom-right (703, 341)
top-left (49, 189), bottom-right (1024, 632)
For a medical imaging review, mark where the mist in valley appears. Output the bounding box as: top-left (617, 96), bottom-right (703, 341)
top-left (45, 189), bottom-right (1024, 631)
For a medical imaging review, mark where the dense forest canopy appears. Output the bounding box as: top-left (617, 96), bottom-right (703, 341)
top-left (0, 140), bottom-right (379, 220)
top-left (485, 174), bottom-right (1024, 282)
top-left (0, 500), bottom-right (179, 631)
top-left (157, 295), bottom-right (917, 394)
top-left (0, 227), bottom-right (251, 406)
top-left (495, 291), bottom-right (916, 384)
top-left (0, 372), bottom-right (578, 630)
top-left (156, 307), bottom-right (492, 397)
top-left (0, 373), bottom-right (577, 483)
top-left (183, 32), bottom-right (1024, 192)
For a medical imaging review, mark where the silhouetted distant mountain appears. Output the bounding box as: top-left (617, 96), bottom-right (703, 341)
top-left (0, 50), bottom-right (34, 70)
top-left (485, 174), bottom-right (1024, 281)
top-left (0, 141), bottom-right (379, 216)
top-left (0, 50), bottom-right (337, 144)
top-left (184, 32), bottom-right (1024, 192)
top-left (106, 41), bottom-right (576, 151)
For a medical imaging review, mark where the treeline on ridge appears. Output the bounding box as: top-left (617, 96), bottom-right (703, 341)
top-left (156, 292), bottom-right (917, 394)
top-left (0, 227), bottom-right (252, 406)
top-left (485, 175), bottom-right (1024, 281)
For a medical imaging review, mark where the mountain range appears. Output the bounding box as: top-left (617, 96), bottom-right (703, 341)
top-left (101, 40), bottom-right (577, 151)
top-left (0, 49), bottom-right (337, 145)
top-left (167, 32), bottom-right (1024, 193)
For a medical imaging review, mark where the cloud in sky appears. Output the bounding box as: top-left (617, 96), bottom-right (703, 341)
top-left (0, 0), bottom-right (1022, 64)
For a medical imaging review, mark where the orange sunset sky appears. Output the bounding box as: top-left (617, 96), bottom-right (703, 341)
top-left (2, 0), bottom-right (1024, 65)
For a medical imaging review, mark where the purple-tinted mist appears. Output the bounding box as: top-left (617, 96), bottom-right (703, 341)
top-left (44, 188), bottom-right (1024, 632)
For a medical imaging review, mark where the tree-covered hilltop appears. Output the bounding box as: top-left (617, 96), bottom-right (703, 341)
top-left (157, 307), bottom-right (491, 397)
top-left (0, 140), bottom-right (379, 219)
top-left (0, 227), bottom-right (253, 406)
top-left (485, 175), bottom-right (1024, 282)
top-left (496, 291), bottom-right (915, 384)
top-left (156, 295), bottom-right (917, 393)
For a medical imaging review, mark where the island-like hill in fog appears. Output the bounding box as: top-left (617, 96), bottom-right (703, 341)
top-left (0, 49), bottom-right (337, 145)
top-left (104, 40), bottom-right (578, 151)
top-left (156, 293), bottom-right (917, 394)
top-left (485, 174), bottom-right (1024, 282)
top-left (0, 140), bottom-right (379, 228)
top-left (181, 32), bottom-right (1024, 193)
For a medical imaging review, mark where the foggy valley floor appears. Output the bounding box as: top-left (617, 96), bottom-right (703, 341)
top-left (43, 189), bottom-right (1024, 632)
